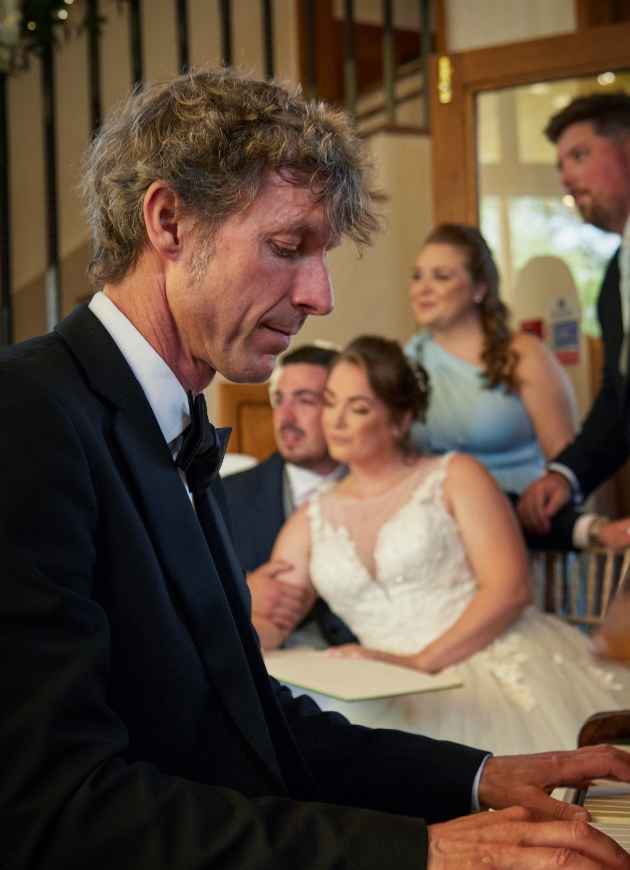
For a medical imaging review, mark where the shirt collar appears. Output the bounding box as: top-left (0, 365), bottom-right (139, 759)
top-left (285, 461), bottom-right (346, 509)
top-left (88, 291), bottom-right (190, 445)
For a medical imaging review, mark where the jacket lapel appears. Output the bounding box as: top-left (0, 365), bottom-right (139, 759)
top-left (55, 306), bottom-right (286, 790)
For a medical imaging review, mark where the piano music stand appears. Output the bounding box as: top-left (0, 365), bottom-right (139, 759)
top-left (579, 710), bottom-right (630, 748)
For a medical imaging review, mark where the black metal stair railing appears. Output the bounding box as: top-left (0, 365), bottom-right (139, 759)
top-left (176, 0), bottom-right (188, 72)
top-left (0, 0), bottom-right (433, 346)
top-left (0, 71), bottom-right (11, 347)
top-left (85, 0), bottom-right (101, 131)
top-left (220, 0), bottom-right (231, 67)
top-left (128, 0), bottom-right (143, 87)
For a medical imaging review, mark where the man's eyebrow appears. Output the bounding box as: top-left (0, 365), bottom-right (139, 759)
top-left (293, 389), bottom-right (322, 398)
top-left (290, 221), bottom-right (318, 235)
top-left (273, 221), bottom-right (338, 247)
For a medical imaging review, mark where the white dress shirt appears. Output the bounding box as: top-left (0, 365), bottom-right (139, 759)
top-left (89, 291), bottom-right (190, 451)
top-left (618, 215), bottom-right (630, 374)
top-left (285, 462), bottom-right (346, 509)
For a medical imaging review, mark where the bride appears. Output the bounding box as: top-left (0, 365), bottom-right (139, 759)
top-left (254, 336), bottom-right (630, 756)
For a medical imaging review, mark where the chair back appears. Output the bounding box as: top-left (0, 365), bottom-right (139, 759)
top-left (530, 547), bottom-right (630, 628)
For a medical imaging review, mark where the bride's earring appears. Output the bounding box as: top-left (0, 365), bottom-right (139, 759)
top-left (474, 292), bottom-right (485, 304)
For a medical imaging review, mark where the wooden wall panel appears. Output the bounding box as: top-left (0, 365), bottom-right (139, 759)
top-left (217, 382), bottom-right (276, 461)
top-left (576, 0), bottom-right (630, 30)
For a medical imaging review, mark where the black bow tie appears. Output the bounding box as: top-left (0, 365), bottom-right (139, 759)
top-left (175, 391), bottom-right (231, 498)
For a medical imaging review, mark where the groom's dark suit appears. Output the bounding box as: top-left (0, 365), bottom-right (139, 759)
top-left (0, 305), bottom-right (486, 870)
top-left (554, 249), bottom-right (630, 497)
top-left (223, 454), bottom-right (358, 645)
top-left (223, 451), bottom-right (286, 572)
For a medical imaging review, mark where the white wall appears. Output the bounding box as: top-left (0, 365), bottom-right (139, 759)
top-left (303, 131), bottom-right (432, 350)
top-left (446, 0), bottom-right (576, 52)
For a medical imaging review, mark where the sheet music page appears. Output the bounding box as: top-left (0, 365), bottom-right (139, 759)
top-left (263, 648), bottom-right (463, 701)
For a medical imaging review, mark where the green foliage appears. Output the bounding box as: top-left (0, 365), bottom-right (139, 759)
top-left (9, 0), bottom-right (106, 70)
top-left (20, 0), bottom-right (72, 55)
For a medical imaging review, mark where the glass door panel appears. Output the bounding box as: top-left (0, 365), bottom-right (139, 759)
top-left (476, 72), bottom-right (630, 417)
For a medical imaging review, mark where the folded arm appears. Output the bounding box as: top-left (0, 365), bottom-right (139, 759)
top-left (251, 505), bottom-right (317, 649)
top-left (247, 559), bottom-right (310, 627)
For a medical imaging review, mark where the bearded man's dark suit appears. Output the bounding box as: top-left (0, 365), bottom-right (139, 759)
top-left (0, 304), bottom-right (486, 870)
top-left (223, 453), bottom-right (358, 644)
top-left (554, 250), bottom-right (630, 496)
top-left (222, 452), bottom-right (286, 572)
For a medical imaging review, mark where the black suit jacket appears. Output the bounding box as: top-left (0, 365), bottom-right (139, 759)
top-left (555, 249), bottom-right (630, 497)
top-left (0, 305), bottom-right (486, 870)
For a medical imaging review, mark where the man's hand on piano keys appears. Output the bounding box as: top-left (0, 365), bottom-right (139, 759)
top-left (478, 744), bottom-right (630, 821)
top-left (427, 805), bottom-right (630, 870)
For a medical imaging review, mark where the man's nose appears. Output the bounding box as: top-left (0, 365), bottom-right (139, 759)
top-left (294, 259), bottom-right (334, 317)
top-left (278, 401), bottom-right (297, 425)
top-left (558, 161), bottom-right (573, 190)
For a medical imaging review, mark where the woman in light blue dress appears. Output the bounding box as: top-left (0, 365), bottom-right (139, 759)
top-left (404, 224), bottom-right (576, 496)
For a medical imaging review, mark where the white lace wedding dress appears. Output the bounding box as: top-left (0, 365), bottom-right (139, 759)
top-left (302, 453), bottom-right (630, 756)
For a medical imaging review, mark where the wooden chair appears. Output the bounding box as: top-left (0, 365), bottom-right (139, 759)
top-left (217, 381), bottom-right (276, 461)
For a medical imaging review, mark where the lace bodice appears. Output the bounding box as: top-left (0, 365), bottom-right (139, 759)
top-left (307, 453), bottom-right (478, 656)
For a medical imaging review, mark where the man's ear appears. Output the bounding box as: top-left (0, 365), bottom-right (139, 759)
top-left (143, 181), bottom-right (188, 262)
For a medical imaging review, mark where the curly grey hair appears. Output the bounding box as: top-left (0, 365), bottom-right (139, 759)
top-left (81, 67), bottom-right (379, 287)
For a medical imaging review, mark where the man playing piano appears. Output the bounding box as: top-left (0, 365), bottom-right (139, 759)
top-left (0, 67), bottom-right (629, 870)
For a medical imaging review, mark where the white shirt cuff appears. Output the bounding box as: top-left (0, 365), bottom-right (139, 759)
top-left (546, 462), bottom-right (583, 504)
top-left (471, 754), bottom-right (492, 813)
top-left (572, 513), bottom-right (598, 549)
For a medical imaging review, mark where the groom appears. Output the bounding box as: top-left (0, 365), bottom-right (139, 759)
top-left (0, 67), bottom-right (629, 870)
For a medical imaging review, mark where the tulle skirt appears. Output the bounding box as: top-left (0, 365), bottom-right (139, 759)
top-left (286, 607), bottom-right (630, 756)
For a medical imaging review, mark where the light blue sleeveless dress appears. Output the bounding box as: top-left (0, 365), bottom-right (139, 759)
top-left (404, 332), bottom-right (545, 495)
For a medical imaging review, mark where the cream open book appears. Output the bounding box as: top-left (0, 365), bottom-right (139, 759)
top-left (263, 647), bottom-right (463, 702)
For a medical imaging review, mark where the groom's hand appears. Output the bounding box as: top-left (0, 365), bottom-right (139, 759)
top-left (247, 560), bottom-right (307, 628)
top-left (517, 473), bottom-right (571, 534)
top-left (427, 806), bottom-right (629, 870)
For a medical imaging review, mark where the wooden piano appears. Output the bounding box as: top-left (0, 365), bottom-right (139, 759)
top-left (576, 711), bottom-right (630, 852)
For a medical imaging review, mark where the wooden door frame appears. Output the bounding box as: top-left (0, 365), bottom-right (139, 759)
top-left (429, 20), bottom-right (630, 226)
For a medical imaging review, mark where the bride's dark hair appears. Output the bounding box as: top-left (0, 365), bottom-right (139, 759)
top-left (333, 335), bottom-right (428, 457)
